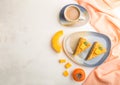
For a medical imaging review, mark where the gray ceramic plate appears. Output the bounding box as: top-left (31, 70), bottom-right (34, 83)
top-left (59, 4), bottom-right (89, 26)
top-left (63, 31), bottom-right (111, 67)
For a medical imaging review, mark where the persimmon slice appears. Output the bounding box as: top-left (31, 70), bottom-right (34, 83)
top-left (72, 68), bottom-right (85, 82)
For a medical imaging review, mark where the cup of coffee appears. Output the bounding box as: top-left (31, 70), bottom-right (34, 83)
top-left (59, 4), bottom-right (89, 26)
top-left (64, 5), bottom-right (80, 22)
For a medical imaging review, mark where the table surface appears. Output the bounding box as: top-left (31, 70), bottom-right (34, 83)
top-left (0, 0), bottom-right (120, 85)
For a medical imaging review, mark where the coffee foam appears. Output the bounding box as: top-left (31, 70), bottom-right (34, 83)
top-left (65, 6), bottom-right (80, 21)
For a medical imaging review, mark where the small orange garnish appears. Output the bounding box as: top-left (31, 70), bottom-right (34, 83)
top-left (72, 68), bottom-right (85, 82)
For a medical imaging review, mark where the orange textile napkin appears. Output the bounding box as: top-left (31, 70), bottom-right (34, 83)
top-left (76, 0), bottom-right (120, 85)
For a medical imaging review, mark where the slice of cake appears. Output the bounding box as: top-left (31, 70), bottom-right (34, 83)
top-left (73, 38), bottom-right (91, 56)
top-left (86, 42), bottom-right (106, 60)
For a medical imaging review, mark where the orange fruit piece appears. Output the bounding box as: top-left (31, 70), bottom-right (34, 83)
top-left (65, 62), bottom-right (72, 69)
top-left (63, 70), bottom-right (69, 77)
top-left (72, 68), bottom-right (85, 82)
top-left (59, 59), bottom-right (66, 63)
top-left (51, 30), bottom-right (63, 53)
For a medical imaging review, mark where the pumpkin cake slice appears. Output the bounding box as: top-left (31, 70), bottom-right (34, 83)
top-left (73, 38), bottom-right (91, 56)
top-left (86, 42), bottom-right (106, 60)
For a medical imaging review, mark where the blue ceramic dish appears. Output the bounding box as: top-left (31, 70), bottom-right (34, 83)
top-left (63, 31), bottom-right (111, 67)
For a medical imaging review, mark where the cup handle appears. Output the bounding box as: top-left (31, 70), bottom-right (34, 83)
top-left (79, 16), bottom-right (85, 21)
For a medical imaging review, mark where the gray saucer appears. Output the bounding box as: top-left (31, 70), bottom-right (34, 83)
top-left (59, 4), bottom-right (90, 26)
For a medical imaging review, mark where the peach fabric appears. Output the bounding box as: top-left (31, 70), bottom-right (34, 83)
top-left (76, 0), bottom-right (120, 85)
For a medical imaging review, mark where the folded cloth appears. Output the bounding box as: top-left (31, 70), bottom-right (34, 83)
top-left (76, 0), bottom-right (120, 85)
